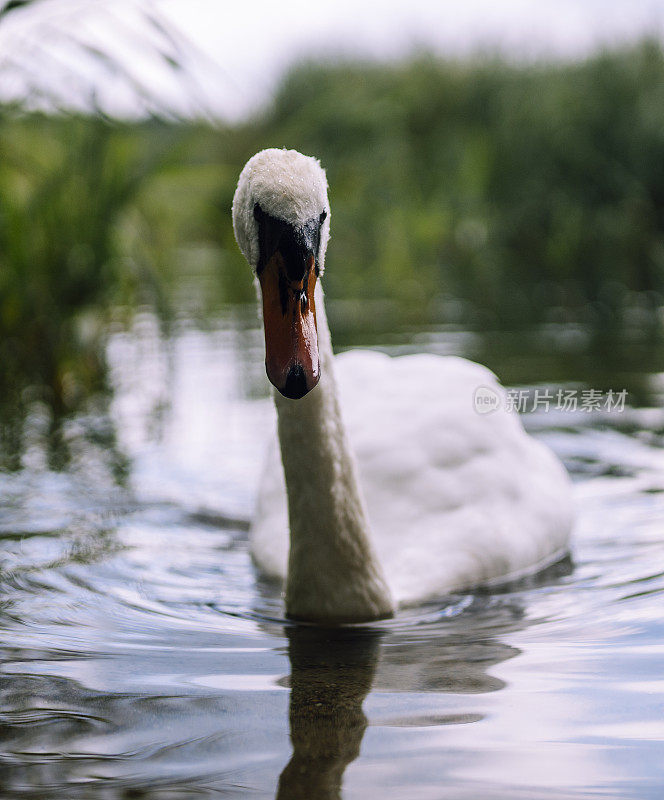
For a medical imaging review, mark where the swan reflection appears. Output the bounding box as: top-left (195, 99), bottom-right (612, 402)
top-left (276, 626), bottom-right (382, 800)
top-left (275, 598), bottom-right (525, 799)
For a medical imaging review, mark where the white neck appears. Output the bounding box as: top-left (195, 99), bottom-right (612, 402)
top-left (273, 283), bottom-right (394, 623)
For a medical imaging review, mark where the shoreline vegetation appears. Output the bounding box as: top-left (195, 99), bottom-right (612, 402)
top-left (2, 42), bottom-right (664, 414)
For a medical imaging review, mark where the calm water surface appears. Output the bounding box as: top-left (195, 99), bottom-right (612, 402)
top-left (2, 307), bottom-right (664, 799)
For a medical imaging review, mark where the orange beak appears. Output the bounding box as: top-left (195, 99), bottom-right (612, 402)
top-left (258, 249), bottom-right (319, 399)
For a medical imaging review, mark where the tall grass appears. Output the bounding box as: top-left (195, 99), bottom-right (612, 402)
top-left (0, 0), bottom-right (208, 417)
top-left (0, 0), bottom-right (209, 472)
top-left (0, 113), bottom-right (183, 408)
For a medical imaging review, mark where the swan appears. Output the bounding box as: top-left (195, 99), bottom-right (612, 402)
top-left (232, 148), bottom-right (573, 624)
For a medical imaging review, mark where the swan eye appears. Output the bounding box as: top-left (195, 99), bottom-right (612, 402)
top-left (319, 210), bottom-right (327, 224)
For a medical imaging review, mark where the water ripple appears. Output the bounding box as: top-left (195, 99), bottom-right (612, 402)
top-left (2, 319), bottom-right (664, 798)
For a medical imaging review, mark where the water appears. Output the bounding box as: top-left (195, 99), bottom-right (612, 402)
top-left (2, 306), bottom-right (664, 799)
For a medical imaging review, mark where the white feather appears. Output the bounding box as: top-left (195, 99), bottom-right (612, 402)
top-left (252, 345), bottom-right (572, 606)
top-left (232, 148), bottom-right (330, 274)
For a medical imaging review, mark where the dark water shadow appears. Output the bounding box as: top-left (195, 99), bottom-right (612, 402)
top-left (276, 625), bottom-right (382, 800)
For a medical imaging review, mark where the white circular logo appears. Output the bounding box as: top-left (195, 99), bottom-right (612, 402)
top-left (473, 385), bottom-right (501, 415)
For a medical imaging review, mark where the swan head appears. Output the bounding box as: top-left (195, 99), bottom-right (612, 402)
top-left (232, 149), bottom-right (330, 399)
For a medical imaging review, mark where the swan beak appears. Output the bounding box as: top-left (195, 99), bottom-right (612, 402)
top-left (258, 251), bottom-right (319, 399)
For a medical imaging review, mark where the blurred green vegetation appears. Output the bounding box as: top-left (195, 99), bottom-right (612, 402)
top-left (258, 43), bottom-right (664, 330)
top-left (0, 112), bottom-right (184, 408)
top-left (3, 41), bottom-right (664, 414)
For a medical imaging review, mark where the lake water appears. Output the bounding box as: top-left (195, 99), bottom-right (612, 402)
top-left (1, 305), bottom-right (664, 799)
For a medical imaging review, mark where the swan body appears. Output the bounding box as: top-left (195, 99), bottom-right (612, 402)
top-left (233, 148), bottom-right (573, 622)
top-left (253, 345), bottom-right (572, 606)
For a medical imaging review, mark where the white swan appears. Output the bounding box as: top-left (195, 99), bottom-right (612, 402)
top-left (232, 148), bottom-right (572, 624)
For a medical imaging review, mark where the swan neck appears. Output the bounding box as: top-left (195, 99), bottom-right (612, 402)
top-left (273, 283), bottom-right (394, 623)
